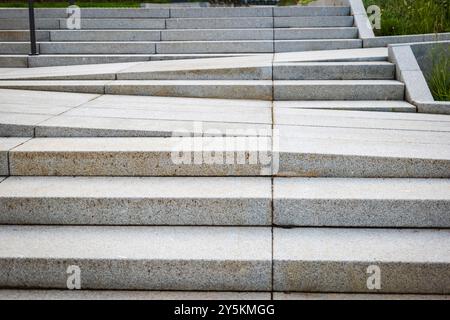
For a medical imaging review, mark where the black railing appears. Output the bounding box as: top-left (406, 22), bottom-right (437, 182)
top-left (28, 1), bottom-right (77, 56)
top-left (28, 0), bottom-right (38, 55)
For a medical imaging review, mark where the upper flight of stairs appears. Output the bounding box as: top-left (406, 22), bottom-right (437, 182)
top-left (0, 5), bottom-right (449, 299)
top-left (0, 5), bottom-right (362, 67)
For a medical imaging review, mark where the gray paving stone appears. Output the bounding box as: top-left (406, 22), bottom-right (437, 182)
top-left (273, 228), bottom-right (450, 293)
top-left (274, 6), bottom-right (350, 16)
top-left (39, 42), bottom-right (157, 55)
top-left (161, 29), bottom-right (273, 41)
top-left (9, 137), bottom-right (273, 176)
top-left (0, 89), bottom-right (99, 107)
top-left (156, 41), bottom-right (273, 54)
top-left (0, 42), bottom-right (31, 55)
top-left (274, 292), bottom-right (450, 300)
top-left (0, 290), bottom-right (270, 300)
top-left (0, 30), bottom-right (50, 42)
top-left (35, 116), bottom-right (272, 137)
top-left (274, 16), bottom-right (354, 28)
top-left (0, 112), bottom-right (51, 137)
top-left (0, 81), bottom-right (108, 94)
top-left (0, 176), bottom-right (272, 226)
top-left (274, 47), bottom-right (388, 63)
top-left (0, 138), bottom-right (30, 175)
top-left (276, 125), bottom-right (450, 145)
top-left (273, 62), bottom-right (395, 80)
top-left (105, 80), bottom-right (273, 100)
top-left (274, 27), bottom-right (358, 40)
top-left (50, 30), bottom-right (161, 42)
top-left (273, 80), bottom-right (405, 100)
top-left (166, 17), bottom-right (273, 29)
top-left (170, 7), bottom-right (273, 18)
top-left (61, 18), bottom-right (165, 30)
top-left (274, 39), bottom-right (362, 52)
top-left (0, 225), bottom-right (272, 291)
top-left (273, 178), bottom-right (450, 227)
top-left (28, 55), bottom-right (151, 68)
top-left (274, 100), bottom-right (415, 112)
top-left (0, 55), bottom-right (28, 68)
top-left (274, 108), bottom-right (450, 132)
top-left (277, 136), bottom-right (450, 178)
top-left (0, 19), bottom-right (59, 30)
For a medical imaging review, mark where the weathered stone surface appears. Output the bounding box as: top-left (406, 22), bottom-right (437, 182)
top-left (0, 225), bottom-right (272, 291)
top-left (273, 80), bottom-right (405, 100)
top-left (156, 41), bottom-right (273, 54)
top-left (274, 16), bottom-right (353, 28)
top-left (161, 29), bottom-right (273, 41)
top-left (0, 80), bottom-right (108, 94)
top-left (0, 290), bottom-right (271, 300)
top-left (277, 136), bottom-right (450, 178)
top-left (273, 178), bottom-right (450, 227)
top-left (274, 27), bottom-right (358, 40)
top-left (39, 42), bottom-right (156, 55)
top-left (9, 137), bottom-right (273, 176)
top-left (273, 62), bottom-right (395, 80)
top-left (0, 176), bottom-right (272, 226)
top-left (273, 227), bottom-right (450, 293)
top-left (166, 17), bottom-right (273, 29)
top-left (274, 100), bottom-right (415, 112)
top-left (274, 39), bottom-right (362, 53)
top-left (274, 292), bottom-right (450, 300)
top-left (0, 138), bottom-right (30, 176)
top-left (50, 30), bottom-right (161, 42)
top-left (105, 80), bottom-right (273, 100)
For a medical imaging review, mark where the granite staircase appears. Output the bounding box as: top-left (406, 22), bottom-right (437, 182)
top-left (0, 5), bottom-right (449, 300)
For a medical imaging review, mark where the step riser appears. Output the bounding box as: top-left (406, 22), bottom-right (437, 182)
top-left (0, 19), bottom-right (59, 30)
top-left (161, 29), bottom-right (273, 41)
top-left (274, 83), bottom-right (405, 100)
top-left (166, 18), bottom-right (273, 29)
top-left (0, 226), bottom-right (272, 291)
top-left (0, 177), bottom-right (272, 226)
top-left (274, 64), bottom-right (395, 80)
top-left (274, 228), bottom-right (450, 294)
top-left (274, 28), bottom-right (358, 40)
top-left (0, 31), bottom-right (50, 42)
top-left (274, 16), bottom-right (354, 28)
top-left (40, 43), bottom-right (156, 54)
top-left (274, 40), bottom-right (362, 52)
top-left (50, 30), bottom-right (161, 42)
top-left (0, 8), bottom-right (170, 19)
top-left (155, 42), bottom-right (273, 54)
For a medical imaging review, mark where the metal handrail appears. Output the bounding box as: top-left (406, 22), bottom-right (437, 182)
top-left (27, 1), bottom-right (76, 56)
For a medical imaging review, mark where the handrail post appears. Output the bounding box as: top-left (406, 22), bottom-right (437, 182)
top-left (28, 0), bottom-right (38, 55)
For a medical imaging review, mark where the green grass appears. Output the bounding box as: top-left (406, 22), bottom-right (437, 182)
top-left (428, 50), bottom-right (450, 101)
top-left (0, 1), bottom-right (169, 8)
top-left (363, 0), bottom-right (450, 36)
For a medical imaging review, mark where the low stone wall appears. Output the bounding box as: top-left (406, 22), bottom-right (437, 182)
top-left (389, 41), bottom-right (450, 114)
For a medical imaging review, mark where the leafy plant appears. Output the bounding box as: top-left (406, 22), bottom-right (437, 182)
top-left (428, 46), bottom-right (450, 101)
top-left (363, 0), bottom-right (450, 36)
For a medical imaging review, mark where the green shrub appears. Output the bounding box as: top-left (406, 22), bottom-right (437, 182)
top-left (428, 48), bottom-right (450, 101)
top-left (363, 0), bottom-right (450, 36)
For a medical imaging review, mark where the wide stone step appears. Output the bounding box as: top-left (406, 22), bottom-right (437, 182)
top-left (277, 137), bottom-right (450, 178)
top-left (274, 62), bottom-right (395, 80)
top-left (8, 137), bottom-right (273, 176)
top-left (274, 178), bottom-right (450, 227)
top-left (50, 30), bottom-right (161, 42)
top-left (39, 42), bottom-right (156, 54)
top-left (59, 18), bottom-right (166, 30)
top-left (274, 100), bottom-right (416, 112)
top-left (0, 19), bottom-right (59, 30)
top-left (0, 30), bottom-right (50, 42)
top-left (166, 17), bottom-right (273, 29)
top-left (274, 80), bottom-right (404, 100)
top-left (0, 138), bottom-right (29, 175)
top-left (0, 8), bottom-right (170, 18)
top-left (0, 290), bottom-right (271, 300)
top-left (0, 225), bottom-right (272, 291)
top-left (0, 176), bottom-right (272, 226)
top-left (156, 40), bottom-right (273, 54)
top-left (274, 27), bottom-right (358, 40)
top-left (274, 228), bottom-right (450, 293)
top-left (273, 6), bottom-right (350, 17)
top-left (169, 7), bottom-right (273, 17)
top-left (274, 16), bottom-right (354, 28)
top-left (0, 42), bottom-right (31, 54)
top-left (274, 39), bottom-right (362, 52)
top-left (0, 80), bottom-right (274, 99)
